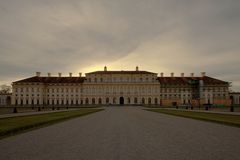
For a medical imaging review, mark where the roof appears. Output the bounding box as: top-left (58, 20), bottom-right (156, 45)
top-left (13, 76), bottom-right (85, 84)
top-left (157, 76), bottom-right (229, 85)
top-left (229, 92), bottom-right (240, 95)
top-left (13, 75), bottom-right (228, 86)
top-left (86, 70), bottom-right (156, 74)
top-left (201, 76), bottom-right (229, 85)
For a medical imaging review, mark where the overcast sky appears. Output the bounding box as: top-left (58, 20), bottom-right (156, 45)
top-left (0, 0), bottom-right (240, 91)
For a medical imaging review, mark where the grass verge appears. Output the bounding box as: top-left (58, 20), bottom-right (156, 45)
top-left (145, 109), bottom-right (240, 127)
top-left (0, 109), bottom-right (103, 139)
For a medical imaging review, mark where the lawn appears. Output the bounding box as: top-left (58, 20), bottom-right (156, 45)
top-left (0, 108), bottom-right (103, 139)
top-left (145, 109), bottom-right (240, 127)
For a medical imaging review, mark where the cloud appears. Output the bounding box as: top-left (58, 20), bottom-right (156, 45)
top-left (0, 0), bottom-right (240, 90)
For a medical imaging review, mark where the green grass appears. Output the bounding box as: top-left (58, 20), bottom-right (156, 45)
top-left (145, 109), bottom-right (240, 127)
top-left (0, 108), bottom-right (103, 139)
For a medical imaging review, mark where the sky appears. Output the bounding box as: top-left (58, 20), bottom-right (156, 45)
top-left (0, 0), bottom-right (240, 91)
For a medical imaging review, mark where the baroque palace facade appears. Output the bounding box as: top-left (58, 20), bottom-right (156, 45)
top-left (11, 67), bottom-right (231, 106)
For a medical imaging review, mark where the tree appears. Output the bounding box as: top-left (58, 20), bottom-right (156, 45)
top-left (0, 84), bottom-right (12, 94)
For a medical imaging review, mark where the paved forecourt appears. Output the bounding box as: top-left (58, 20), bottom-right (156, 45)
top-left (0, 106), bottom-right (240, 160)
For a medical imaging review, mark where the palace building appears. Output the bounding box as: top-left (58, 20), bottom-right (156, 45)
top-left (11, 67), bottom-right (231, 107)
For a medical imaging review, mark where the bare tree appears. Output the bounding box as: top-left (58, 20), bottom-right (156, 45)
top-left (0, 84), bottom-right (12, 94)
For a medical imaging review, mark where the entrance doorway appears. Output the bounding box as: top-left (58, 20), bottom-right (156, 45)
top-left (120, 97), bottom-right (124, 105)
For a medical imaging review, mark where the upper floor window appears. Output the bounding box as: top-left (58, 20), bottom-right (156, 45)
top-left (94, 78), bottom-right (97, 82)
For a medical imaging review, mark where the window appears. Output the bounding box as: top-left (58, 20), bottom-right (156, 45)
top-left (155, 98), bottom-right (158, 104)
top-left (98, 98), bottom-right (102, 104)
top-left (113, 97), bottom-right (116, 104)
top-left (134, 98), bottom-right (138, 104)
top-left (92, 98), bottom-right (95, 104)
top-left (106, 97), bottom-right (109, 104)
top-left (148, 98), bottom-right (151, 104)
top-left (142, 98), bottom-right (145, 104)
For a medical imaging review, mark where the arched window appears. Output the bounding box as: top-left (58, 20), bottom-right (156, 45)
top-left (142, 98), bottom-right (145, 104)
top-left (98, 98), bottom-right (102, 104)
top-left (128, 97), bottom-right (131, 104)
top-left (92, 98), bottom-right (95, 104)
top-left (86, 98), bottom-right (89, 104)
top-left (106, 97), bottom-right (109, 104)
top-left (134, 97), bottom-right (138, 104)
top-left (148, 98), bottom-right (151, 104)
top-left (113, 97), bottom-right (116, 104)
top-left (154, 98), bottom-right (158, 105)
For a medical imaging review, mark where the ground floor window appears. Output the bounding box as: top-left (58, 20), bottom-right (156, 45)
top-left (148, 98), bottom-right (151, 104)
top-left (127, 98), bottom-right (131, 104)
top-left (154, 98), bottom-right (158, 105)
top-left (92, 98), bottom-right (95, 104)
top-left (134, 97), bottom-right (138, 104)
top-left (113, 97), bottom-right (116, 104)
top-left (106, 97), bottom-right (109, 104)
top-left (142, 98), bottom-right (145, 104)
top-left (98, 98), bottom-right (102, 104)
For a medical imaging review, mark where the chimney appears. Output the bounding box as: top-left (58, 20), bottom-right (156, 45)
top-left (160, 72), bottom-right (164, 77)
top-left (36, 72), bottom-right (41, 77)
top-left (191, 73), bottom-right (194, 77)
top-left (79, 72), bottom-right (82, 77)
top-left (201, 72), bottom-right (206, 77)
top-left (181, 73), bottom-right (184, 77)
top-left (136, 66), bottom-right (139, 71)
top-left (47, 73), bottom-right (51, 77)
top-left (104, 66), bottom-right (107, 71)
top-left (171, 72), bottom-right (174, 77)
top-left (69, 72), bottom-right (72, 77)
top-left (58, 73), bottom-right (62, 77)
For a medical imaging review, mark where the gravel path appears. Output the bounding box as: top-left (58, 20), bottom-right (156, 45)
top-left (0, 106), bottom-right (240, 160)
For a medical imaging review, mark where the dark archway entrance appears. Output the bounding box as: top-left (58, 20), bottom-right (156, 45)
top-left (120, 97), bottom-right (124, 105)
